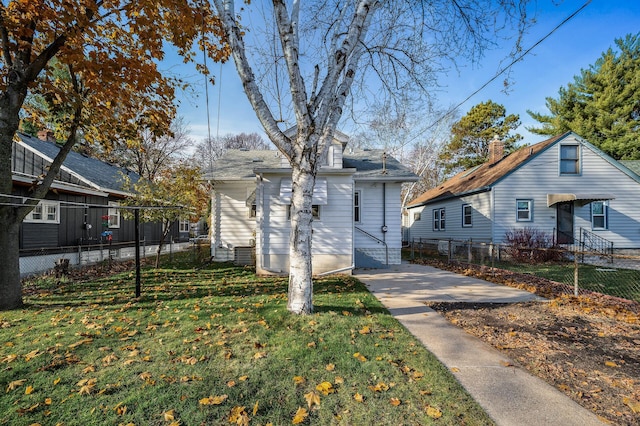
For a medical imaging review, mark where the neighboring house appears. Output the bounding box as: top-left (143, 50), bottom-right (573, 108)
top-left (204, 131), bottom-right (418, 274)
top-left (406, 132), bottom-right (640, 252)
top-left (12, 131), bottom-right (187, 250)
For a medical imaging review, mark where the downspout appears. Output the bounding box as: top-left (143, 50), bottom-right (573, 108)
top-left (381, 182), bottom-right (388, 266)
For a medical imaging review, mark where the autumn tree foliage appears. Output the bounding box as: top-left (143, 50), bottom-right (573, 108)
top-left (438, 100), bottom-right (522, 176)
top-left (122, 163), bottom-right (209, 268)
top-left (212, 0), bottom-right (532, 314)
top-left (527, 33), bottom-right (640, 160)
top-left (0, 1), bottom-right (228, 310)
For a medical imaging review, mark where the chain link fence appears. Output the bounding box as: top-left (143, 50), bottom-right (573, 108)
top-left (19, 240), bottom-right (211, 278)
top-left (408, 238), bottom-right (640, 303)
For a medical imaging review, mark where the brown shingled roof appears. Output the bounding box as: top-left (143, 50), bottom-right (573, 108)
top-left (407, 133), bottom-right (567, 207)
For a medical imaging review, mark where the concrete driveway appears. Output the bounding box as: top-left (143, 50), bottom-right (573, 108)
top-left (355, 262), bottom-right (603, 426)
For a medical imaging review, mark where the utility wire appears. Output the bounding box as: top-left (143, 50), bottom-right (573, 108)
top-left (406, 0), bottom-right (592, 146)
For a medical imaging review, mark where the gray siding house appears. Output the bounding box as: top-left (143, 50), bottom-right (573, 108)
top-left (205, 132), bottom-right (418, 274)
top-left (12, 132), bottom-right (185, 250)
top-left (407, 132), bottom-right (640, 252)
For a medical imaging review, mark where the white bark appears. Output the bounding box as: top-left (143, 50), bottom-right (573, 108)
top-left (214, 0), bottom-right (379, 314)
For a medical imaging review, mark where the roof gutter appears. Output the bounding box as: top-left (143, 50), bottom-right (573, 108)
top-left (407, 186), bottom-right (492, 209)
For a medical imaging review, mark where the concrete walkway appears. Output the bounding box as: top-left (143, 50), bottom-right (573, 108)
top-left (355, 262), bottom-right (603, 426)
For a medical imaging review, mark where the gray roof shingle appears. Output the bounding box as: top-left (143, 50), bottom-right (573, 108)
top-left (17, 132), bottom-right (139, 193)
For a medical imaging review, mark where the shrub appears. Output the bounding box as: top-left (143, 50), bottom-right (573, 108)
top-left (503, 227), bottom-right (563, 263)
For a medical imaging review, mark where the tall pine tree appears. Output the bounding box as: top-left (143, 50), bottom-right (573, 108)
top-left (528, 33), bottom-right (640, 160)
top-left (439, 100), bottom-right (522, 175)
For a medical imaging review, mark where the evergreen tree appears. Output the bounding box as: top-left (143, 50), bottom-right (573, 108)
top-left (528, 33), bottom-right (640, 160)
top-left (439, 100), bottom-right (522, 175)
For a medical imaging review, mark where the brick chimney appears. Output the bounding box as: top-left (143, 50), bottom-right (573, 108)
top-left (488, 135), bottom-right (504, 164)
top-left (37, 129), bottom-right (56, 143)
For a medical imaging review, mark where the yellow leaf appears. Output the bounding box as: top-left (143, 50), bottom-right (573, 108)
top-left (307, 342), bottom-right (316, 348)
top-left (164, 409), bottom-right (175, 421)
top-left (44, 398), bottom-right (52, 405)
top-left (293, 376), bottom-right (305, 385)
top-left (53, 378), bottom-right (61, 386)
top-left (623, 397), bottom-right (640, 413)
top-left (359, 326), bottom-right (371, 334)
top-left (6, 379), bottom-right (25, 392)
top-left (83, 365), bottom-right (96, 373)
top-left (1, 354), bottom-right (17, 363)
top-left (353, 352), bottom-right (367, 362)
top-left (227, 380), bottom-right (236, 387)
top-left (292, 407), bottom-right (308, 424)
top-left (334, 376), bottom-right (344, 385)
top-left (239, 376), bottom-right (249, 382)
top-left (325, 363), bottom-right (335, 371)
top-left (253, 401), bottom-right (259, 416)
top-left (604, 360), bottom-right (618, 368)
top-left (315, 381), bottom-right (334, 395)
top-left (25, 385), bottom-right (34, 395)
top-left (199, 394), bottom-right (228, 405)
top-left (253, 352), bottom-right (267, 359)
top-left (450, 367), bottom-right (460, 372)
top-left (353, 393), bottom-right (364, 403)
top-left (368, 382), bottom-right (389, 392)
top-left (304, 391), bottom-right (321, 408)
top-left (426, 405), bottom-right (442, 419)
top-left (138, 372), bottom-right (152, 381)
top-left (229, 406), bottom-right (249, 425)
top-left (390, 397), bottom-right (401, 406)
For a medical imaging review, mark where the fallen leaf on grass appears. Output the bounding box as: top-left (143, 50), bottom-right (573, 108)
top-left (368, 382), bottom-right (389, 392)
top-left (199, 394), bottom-right (228, 405)
top-left (293, 376), bottom-right (306, 386)
top-left (25, 385), bottom-right (34, 395)
top-left (304, 391), bottom-right (321, 409)
top-left (6, 379), bottom-right (26, 392)
top-left (353, 393), bottom-right (364, 402)
top-left (353, 352), bottom-right (367, 362)
top-left (426, 405), bottom-right (442, 419)
top-left (316, 381), bottom-right (334, 395)
top-left (292, 407), bottom-right (308, 424)
top-left (229, 406), bottom-right (249, 426)
top-left (359, 326), bottom-right (371, 334)
top-left (253, 401), bottom-right (259, 416)
top-left (325, 363), bottom-right (335, 371)
top-left (390, 397), bottom-right (401, 406)
top-left (164, 409), bottom-right (176, 421)
top-left (604, 361), bottom-right (618, 368)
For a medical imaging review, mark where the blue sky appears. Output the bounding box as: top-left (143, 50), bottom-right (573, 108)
top-left (168, 0), bottom-right (640, 148)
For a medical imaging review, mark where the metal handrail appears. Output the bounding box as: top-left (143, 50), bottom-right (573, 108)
top-left (355, 226), bottom-right (388, 266)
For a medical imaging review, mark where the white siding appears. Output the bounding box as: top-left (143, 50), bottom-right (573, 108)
top-left (259, 174), bottom-right (354, 273)
top-left (492, 135), bottom-right (640, 247)
top-left (211, 181), bottom-right (256, 261)
top-left (354, 182), bottom-right (404, 264)
top-left (408, 192), bottom-right (493, 242)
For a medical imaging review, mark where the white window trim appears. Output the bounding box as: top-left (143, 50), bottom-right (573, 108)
top-left (108, 202), bottom-right (121, 229)
top-left (559, 143), bottom-right (580, 175)
top-left (24, 200), bottom-right (60, 224)
top-left (516, 199), bottom-right (532, 222)
top-left (591, 201), bottom-right (608, 230)
top-left (462, 204), bottom-right (472, 227)
top-left (433, 208), bottom-right (445, 231)
top-left (179, 219), bottom-right (190, 233)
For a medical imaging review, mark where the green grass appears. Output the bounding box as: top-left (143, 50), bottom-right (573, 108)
top-left (1, 257), bottom-right (492, 425)
top-left (495, 261), bottom-right (640, 302)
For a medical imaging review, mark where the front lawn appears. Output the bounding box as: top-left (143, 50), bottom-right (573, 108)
top-left (1, 260), bottom-right (492, 425)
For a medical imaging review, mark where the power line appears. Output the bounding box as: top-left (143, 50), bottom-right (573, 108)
top-left (406, 0), bottom-right (593, 146)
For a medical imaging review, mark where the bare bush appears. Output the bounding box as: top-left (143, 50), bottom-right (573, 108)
top-left (503, 227), bottom-right (563, 263)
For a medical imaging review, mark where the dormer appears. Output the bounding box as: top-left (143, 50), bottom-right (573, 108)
top-left (283, 127), bottom-right (349, 169)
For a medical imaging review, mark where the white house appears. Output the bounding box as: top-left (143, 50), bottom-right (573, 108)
top-left (406, 132), bottom-right (640, 253)
top-left (204, 132), bottom-right (418, 274)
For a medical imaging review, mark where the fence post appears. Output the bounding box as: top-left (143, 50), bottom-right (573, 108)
top-left (490, 242), bottom-right (495, 273)
top-left (410, 238), bottom-right (414, 259)
top-left (467, 239), bottom-right (472, 263)
top-left (574, 248), bottom-right (579, 296)
top-left (448, 239), bottom-right (452, 262)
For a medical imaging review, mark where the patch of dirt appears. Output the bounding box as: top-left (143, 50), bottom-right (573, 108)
top-left (415, 258), bottom-right (640, 425)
